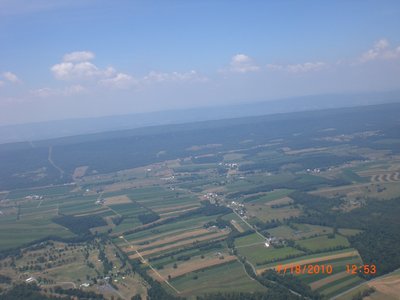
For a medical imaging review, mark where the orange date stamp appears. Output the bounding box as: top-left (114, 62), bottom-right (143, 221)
top-left (276, 264), bottom-right (333, 275)
top-left (276, 263), bottom-right (377, 275)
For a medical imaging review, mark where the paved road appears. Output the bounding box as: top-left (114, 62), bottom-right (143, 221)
top-left (48, 146), bottom-right (65, 179)
top-left (121, 236), bottom-right (181, 294)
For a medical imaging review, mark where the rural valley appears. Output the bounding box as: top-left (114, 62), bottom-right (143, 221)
top-left (1, 103), bottom-right (400, 299)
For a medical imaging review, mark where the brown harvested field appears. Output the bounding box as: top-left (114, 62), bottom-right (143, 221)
top-left (112, 217), bottom-right (169, 237)
top-left (72, 166), bottom-right (89, 179)
top-left (310, 183), bottom-right (370, 196)
top-left (370, 172), bottom-right (400, 183)
top-left (153, 204), bottom-right (199, 213)
top-left (259, 250), bottom-right (359, 274)
top-left (103, 195), bottom-right (132, 205)
top-left (282, 147), bottom-right (327, 155)
top-left (128, 231), bottom-right (229, 259)
top-left (102, 178), bottom-right (163, 193)
top-left (74, 207), bottom-right (110, 217)
top-left (159, 207), bottom-right (199, 217)
top-left (122, 226), bottom-right (203, 246)
top-left (365, 275), bottom-right (400, 300)
top-left (186, 144), bottom-right (222, 151)
top-left (151, 255), bottom-right (237, 280)
top-left (265, 197), bottom-right (293, 206)
top-left (310, 271), bottom-right (349, 290)
top-left (230, 220), bottom-right (244, 233)
top-left (135, 228), bottom-right (213, 251)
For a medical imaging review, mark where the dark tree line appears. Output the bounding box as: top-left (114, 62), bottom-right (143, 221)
top-left (52, 214), bottom-right (106, 235)
top-left (291, 192), bottom-right (400, 277)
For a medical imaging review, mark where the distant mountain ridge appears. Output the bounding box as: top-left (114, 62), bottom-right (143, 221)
top-left (1, 90), bottom-right (399, 144)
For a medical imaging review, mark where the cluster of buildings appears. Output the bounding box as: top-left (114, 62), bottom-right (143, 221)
top-left (264, 236), bottom-right (285, 248)
top-left (25, 276), bottom-right (37, 283)
top-left (228, 201), bottom-right (246, 217)
top-left (203, 192), bottom-right (219, 204)
top-left (218, 162), bottom-right (239, 169)
top-left (95, 198), bottom-right (105, 205)
top-left (25, 195), bottom-right (43, 200)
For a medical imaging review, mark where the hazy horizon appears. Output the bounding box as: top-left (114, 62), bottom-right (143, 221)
top-left (1, 0), bottom-right (400, 125)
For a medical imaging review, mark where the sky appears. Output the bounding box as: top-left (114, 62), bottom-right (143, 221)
top-left (0, 0), bottom-right (400, 125)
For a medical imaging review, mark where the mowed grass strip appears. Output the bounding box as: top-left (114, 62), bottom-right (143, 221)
top-left (73, 207), bottom-right (113, 217)
top-left (159, 207), bottom-right (200, 217)
top-left (128, 231), bottom-right (229, 259)
top-left (153, 203), bottom-right (200, 214)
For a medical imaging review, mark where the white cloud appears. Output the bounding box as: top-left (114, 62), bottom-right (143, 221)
top-left (31, 84), bottom-right (86, 98)
top-left (360, 39), bottom-right (400, 63)
top-left (51, 60), bottom-right (115, 81)
top-left (143, 70), bottom-right (207, 83)
top-left (51, 50), bottom-right (115, 81)
top-left (228, 54), bottom-right (260, 73)
top-left (2, 71), bottom-right (21, 83)
top-left (64, 84), bottom-right (86, 95)
top-left (100, 73), bottom-right (137, 89)
top-left (51, 51), bottom-right (206, 90)
top-left (30, 87), bottom-right (54, 98)
top-left (0, 81), bottom-right (4, 87)
top-left (63, 51), bottom-right (95, 62)
top-left (267, 62), bottom-right (327, 73)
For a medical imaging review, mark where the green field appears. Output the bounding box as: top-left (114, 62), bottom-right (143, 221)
top-left (237, 244), bottom-right (304, 266)
top-left (170, 260), bottom-right (267, 296)
top-left (234, 232), bottom-right (265, 247)
top-left (244, 189), bottom-right (293, 204)
top-left (267, 223), bottom-right (333, 240)
top-left (0, 217), bottom-right (75, 250)
top-left (296, 235), bottom-right (350, 252)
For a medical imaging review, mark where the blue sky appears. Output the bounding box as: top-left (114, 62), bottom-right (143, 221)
top-left (0, 0), bottom-right (400, 125)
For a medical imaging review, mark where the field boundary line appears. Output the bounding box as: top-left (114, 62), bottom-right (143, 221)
top-left (233, 210), bottom-right (266, 240)
top-left (330, 267), bottom-right (400, 300)
top-left (236, 242), bottom-right (265, 249)
top-left (121, 236), bottom-right (181, 294)
top-left (258, 250), bottom-right (359, 275)
top-left (99, 192), bottom-right (122, 218)
top-left (37, 198), bottom-right (44, 208)
top-left (48, 146), bottom-right (65, 179)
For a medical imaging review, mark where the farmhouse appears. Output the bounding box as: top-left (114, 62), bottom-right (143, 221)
top-left (25, 277), bottom-right (37, 283)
